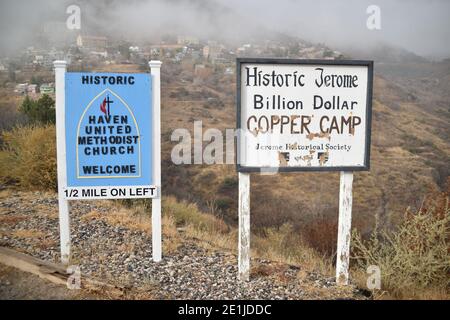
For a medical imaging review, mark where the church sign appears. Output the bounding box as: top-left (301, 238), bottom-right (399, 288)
top-left (237, 58), bottom-right (373, 172)
top-left (64, 72), bottom-right (156, 200)
top-left (54, 61), bottom-right (162, 265)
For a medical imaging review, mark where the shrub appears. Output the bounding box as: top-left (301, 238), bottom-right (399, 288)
top-left (253, 223), bottom-right (332, 274)
top-left (220, 176), bottom-right (238, 191)
top-left (0, 125), bottom-right (57, 190)
top-left (352, 191), bottom-right (450, 298)
top-left (19, 94), bottom-right (55, 124)
top-left (163, 196), bottom-right (228, 234)
top-left (301, 214), bottom-right (338, 256)
top-left (215, 197), bottom-right (232, 211)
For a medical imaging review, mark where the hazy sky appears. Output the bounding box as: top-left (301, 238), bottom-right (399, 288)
top-left (0, 0), bottom-right (449, 58)
top-left (227, 0), bottom-right (450, 58)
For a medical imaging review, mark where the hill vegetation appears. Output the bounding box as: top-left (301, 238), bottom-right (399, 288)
top-left (0, 58), bottom-right (448, 299)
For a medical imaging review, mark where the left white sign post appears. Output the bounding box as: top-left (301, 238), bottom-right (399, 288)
top-left (54, 60), bottom-right (71, 264)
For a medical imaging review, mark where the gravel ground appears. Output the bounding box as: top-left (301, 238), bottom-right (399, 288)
top-left (0, 264), bottom-right (98, 300)
top-left (0, 190), bottom-right (367, 300)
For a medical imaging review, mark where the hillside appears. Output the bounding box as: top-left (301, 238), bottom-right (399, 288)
top-left (51, 57), bottom-right (450, 253)
top-left (156, 60), bottom-right (450, 247)
top-left (0, 45), bottom-right (448, 299)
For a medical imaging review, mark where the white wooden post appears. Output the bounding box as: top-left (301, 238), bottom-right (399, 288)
top-left (54, 61), bottom-right (70, 265)
top-left (149, 61), bottom-right (162, 262)
top-left (238, 172), bottom-right (250, 281)
top-left (336, 171), bottom-right (354, 285)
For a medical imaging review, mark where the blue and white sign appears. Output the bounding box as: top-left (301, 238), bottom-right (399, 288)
top-left (63, 72), bottom-right (156, 199)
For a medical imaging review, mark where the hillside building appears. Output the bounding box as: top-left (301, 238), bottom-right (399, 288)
top-left (76, 35), bottom-right (108, 51)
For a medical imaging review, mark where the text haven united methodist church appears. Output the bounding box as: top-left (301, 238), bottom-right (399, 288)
top-left (77, 74), bottom-right (139, 175)
top-left (78, 114), bottom-right (139, 176)
top-left (76, 91), bottom-right (140, 177)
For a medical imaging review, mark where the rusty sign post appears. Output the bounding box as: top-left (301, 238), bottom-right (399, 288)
top-left (236, 58), bottom-right (373, 284)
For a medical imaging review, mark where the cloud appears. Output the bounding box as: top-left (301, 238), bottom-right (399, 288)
top-left (0, 0), bottom-right (449, 58)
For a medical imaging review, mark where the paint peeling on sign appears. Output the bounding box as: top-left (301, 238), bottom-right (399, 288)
top-left (306, 132), bottom-right (331, 141)
top-left (319, 151), bottom-right (329, 166)
top-left (278, 152), bottom-right (289, 166)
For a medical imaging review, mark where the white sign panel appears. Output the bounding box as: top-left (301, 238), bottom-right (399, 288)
top-left (237, 59), bottom-right (373, 172)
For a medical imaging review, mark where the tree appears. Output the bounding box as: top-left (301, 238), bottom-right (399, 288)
top-left (19, 94), bottom-right (55, 124)
top-left (8, 63), bottom-right (16, 82)
top-left (30, 75), bottom-right (43, 86)
top-left (20, 95), bottom-right (34, 115)
top-left (118, 42), bottom-right (131, 60)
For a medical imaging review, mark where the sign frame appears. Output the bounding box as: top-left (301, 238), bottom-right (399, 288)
top-left (236, 58), bottom-right (374, 173)
top-left (235, 58), bottom-right (374, 285)
top-left (62, 71), bottom-right (155, 200)
top-left (53, 60), bottom-right (163, 264)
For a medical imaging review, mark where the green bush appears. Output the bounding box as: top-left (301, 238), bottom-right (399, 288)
top-left (220, 176), bottom-right (238, 190)
top-left (352, 193), bottom-right (450, 297)
top-left (215, 197), bottom-right (232, 210)
top-left (19, 94), bottom-right (55, 124)
top-left (0, 125), bottom-right (57, 190)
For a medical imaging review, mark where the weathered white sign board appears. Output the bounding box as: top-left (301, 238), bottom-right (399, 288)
top-left (236, 58), bottom-right (373, 284)
top-left (238, 60), bottom-right (372, 171)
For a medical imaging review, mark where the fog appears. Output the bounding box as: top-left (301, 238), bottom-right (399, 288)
top-left (0, 0), bottom-right (449, 59)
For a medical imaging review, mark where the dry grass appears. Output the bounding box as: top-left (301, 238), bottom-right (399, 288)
top-left (161, 214), bottom-right (181, 253)
top-left (162, 196), bottom-right (233, 252)
top-left (86, 196), bottom-right (331, 275)
top-left (36, 238), bottom-right (57, 250)
top-left (141, 196), bottom-right (332, 274)
top-left (0, 214), bottom-right (27, 224)
top-left (11, 229), bottom-right (45, 239)
top-left (81, 207), bottom-right (150, 233)
top-left (0, 125), bottom-right (57, 190)
top-left (81, 204), bottom-right (181, 253)
top-left (0, 188), bottom-right (14, 198)
top-left (352, 191), bottom-right (450, 299)
top-left (163, 196), bottom-right (229, 234)
top-left (252, 223), bottom-right (333, 275)
top-left (183, 224), bottom-right (236, 252)
top-left (33, 204), bottom-right (58, 219)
